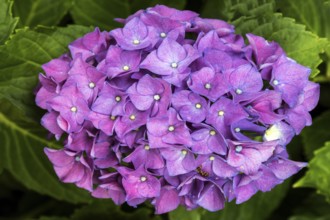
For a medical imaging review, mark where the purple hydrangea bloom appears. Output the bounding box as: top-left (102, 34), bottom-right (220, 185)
top-left (44, 148), bottom-right (93, 191)
top-left (127, 74), bottom-right (171, 116)
top-left (47, 86), bottom-right (89, 132)
top-left (188, 67), bottom-right (229, 101)
top-left (118, 166), bottom-right (161, 206)
top-left (206, 97), bottom-right (248, 137)
top-left (69, 27), bottom-right (109, 62)
top-left (190, 124), bottom-right (227, 155)
top-left (110, 17), bottom-right (158, 51)
top-left (147, 108), bottom-right (192, 148)
top-left (97, 45), bottom-right (142, 78)
top-left (171, 90), bottom-right (208, 123)
top-left (140, 38), bottom-right (199, 86)
top-left (36, 4), bottom-right (319, 214)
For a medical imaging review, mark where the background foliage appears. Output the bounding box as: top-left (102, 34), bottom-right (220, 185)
top-left (0, 0), bottom-right (329, 219)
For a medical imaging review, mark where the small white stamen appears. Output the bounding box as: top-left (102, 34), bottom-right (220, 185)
top-left (273, 80), bottom-right (279, 86)
top-left (133, 39), bottom-right (140, 45)
top-left (235, 127), bottom-right (241, 133)
top-left (205, 83), bottom-right (211, 89)
top-left (181, 150), bottom-right (187, 155)
top-left (110, 115), bottom-right (116, 120)
top-left (168, 125), bottom-right (175, 132)
top-left (160, 32), bottom-right (167, 38)
top-left (88, 82), bottom-right (95, 89)
top-left (235, 145), bottom-right (243, 153)
top-left (140, 176), bottom-right (147, 182)
top-left (122, 65), bottom-right (130, 71)
top-left (75, 156), bottom-right (80, 161)
top-left (218, 110), bottom-right (225, 116)
top-left (195, 103), bottom-right (202, 109)
top-left (115, 96), bottom-right (121, 102)
top-left (235, 89), bottom-right (243, 95)
top-left (171, 62), bottom-right (178, 68)
top-left (129, 114), bottom-right (136, 120)
top-left (209, 130), bottom-right (216, 136)
top-left (144, 145), bottom-right (150, 150)
top-left (153, 94), bottom-right (161, 101)
top-left (209, 156), bottom-right (215, 161)
top-left (70, 106), bottom-right (77, 112)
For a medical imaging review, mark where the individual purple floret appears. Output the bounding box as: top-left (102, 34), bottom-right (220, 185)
top-left (127, 74), bottom-right (171, 116)
top-left (110, 17), bottom-right (158, 51)
top-left (35, 4), bottom-right (319, 214)
top-left (171, 90), bottom-right (208, 123)
top-left (140, 38), bottom-right (199, 86)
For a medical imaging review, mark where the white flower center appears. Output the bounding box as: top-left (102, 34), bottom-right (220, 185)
top-left (88, 82), bottom-right (95, 89)
top-left (218, 110), bottom-right (225, 116)
top-left (209, 130), bottom-right (216, 136)
top-left (153, 94), bottom-right (161, 101)
top-left (235, 89), bottom-right (243, 95)
top-left (75, 156), bottom-right (80, 161)
top-left (110, 115), bottom-right (116, 120)
top-left (140, 176), bottom-right (147, 182)
top-left (122, 65), bottom-right (130, 71)
top-left (181, 150), bottom-right (187, 155)
top-left (115, 96), bottom-right (121, 102)
top-left (160, 32), bottom-right (167, 38)
top-left (70, 106), bottom-right (77, 112)
top-left (171, 62), bottom-right (178, 68)
top-left (168, 125), bottom-right (175, 132)
top-left (144, 145), bottom-right (150, 150)
top-left (205, 83), bottom-right (211, 89)
top-left (133, 39), bottom-right (140, 45)
top-left (235, 145), bottom-right (243, 153)
top-left (129, 114), bottom-right (136, 120)
top-left (195, 103), bottom-right (202, 109)
top-left (235, 127), bottom-right (241, 133)
top-left (273, 80), bottom-right (279, 86)
top-left (209, 156), bottom-right (215, 161)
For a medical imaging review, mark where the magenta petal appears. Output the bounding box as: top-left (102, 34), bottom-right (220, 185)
top-left (197, 183), bottom-right (225, 211)
top-left (154, 187), bottom-right (180, 214)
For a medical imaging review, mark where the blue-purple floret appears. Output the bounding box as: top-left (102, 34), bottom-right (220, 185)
top-left (36, 5), bottom-right (319, 214)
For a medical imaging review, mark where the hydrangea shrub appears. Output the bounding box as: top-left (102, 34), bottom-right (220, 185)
top-left (35, 5), bottom-right (319, 214)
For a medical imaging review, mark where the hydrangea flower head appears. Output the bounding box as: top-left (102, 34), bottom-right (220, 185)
top-left (36, 5), bottom-right (319, 214)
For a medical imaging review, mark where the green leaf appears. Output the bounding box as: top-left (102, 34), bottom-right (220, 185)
top-left (301, 111), bottom-right (330, 159)
top-left (287, 195), bottom-right (330, 220)
top-left (169, 180), bottom-right (290, 220)
top-left (169, 207), bottom-right (202, 220)
top-left (70, 0), bottom-right (130, 30)
top-left (130, 0), bottom-right (186, 14)
top-left (290, 193), bottom-right (330, 220)
top-left (12, 0), bottom-right (72, 27)
top-left (201, 0), bottom-right (275, 22)
top-left (0, 110), bottom-right (91, 203)
top-left (0, 0), bottom-right (19, 44)
top-left (70, 201), bottom-right (161, 220)
top-left (0, 25), bottom-right (92, 120)
top-left (289, 215), bottom-right (330, 220)
top-left (277, 0), bottom-right (330, 39)
top-left (70, 0), bottom-right (187, 31)
top-left (40, 217), bottom-right (69, 220)
top-left (277, 0), bottom-right (330, 81)
top-left (295, 142), bottom-right (330, 202)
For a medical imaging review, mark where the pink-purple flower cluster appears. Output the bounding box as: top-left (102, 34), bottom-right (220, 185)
top-left (35, 5), bottom-right (319, 213)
